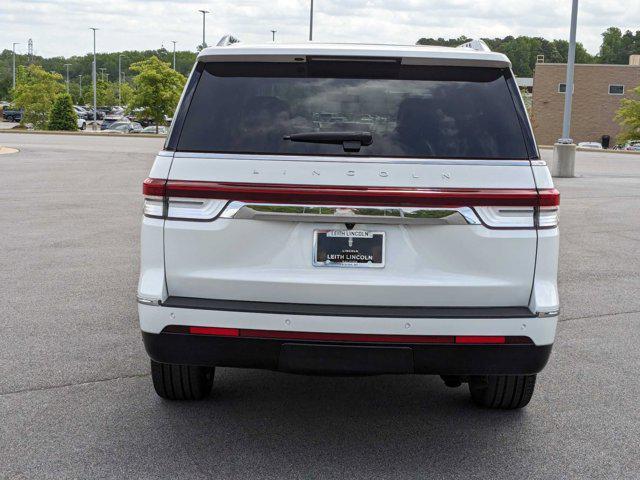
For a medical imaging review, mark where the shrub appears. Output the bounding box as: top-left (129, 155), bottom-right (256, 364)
top-left (47, 93), bottom-right (77, 131)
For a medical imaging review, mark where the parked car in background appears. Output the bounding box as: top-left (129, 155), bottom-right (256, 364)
top-left (108, 121), bottom-right (143, 134)
top-left (101, 115), bottom-right (126, 130)
top-left (623, 140), bottom-right (640, 151)
top-left (140, 125), bottom-right (168, 134)
top-left (577, 142), bottom-right (603, 150)
top-left (2, 108), bottom-right (23, 122)
top-left (84, 108), bottom-right (104, 121)
top-left (77, 117), bottom-right (87, 130)
top-left (73, 106), bottom-right (89, 120)
top-left (139, 42), bottom-right (560, 409)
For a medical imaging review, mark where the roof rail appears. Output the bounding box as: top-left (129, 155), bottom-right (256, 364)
top-left (457, 39), bottom-right (491, 52)
top-left (216, 35), bottom-right (240, 47)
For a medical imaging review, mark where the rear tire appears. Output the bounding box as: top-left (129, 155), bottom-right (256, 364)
top-left (150, 360), bottom-right (214, 400)
top-left (468, 374), bottom-right (536, 409)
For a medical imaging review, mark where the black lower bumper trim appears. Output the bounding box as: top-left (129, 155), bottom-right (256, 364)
top-left (142, 332), bottom-right (553, 375)
top-left (161, 296), bottom-right (534, 319)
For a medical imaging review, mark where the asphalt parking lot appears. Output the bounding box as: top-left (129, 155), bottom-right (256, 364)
top-left (1, 133), bottom-right (639, 479)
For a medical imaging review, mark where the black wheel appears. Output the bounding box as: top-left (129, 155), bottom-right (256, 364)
top-left (468, 375), bottom-right (536, 409)
top-left (7, 115), bottom-right (15, 122)
top-left (150, 360), bottom-right (214, 400)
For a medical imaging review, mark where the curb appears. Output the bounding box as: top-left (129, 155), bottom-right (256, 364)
top-left (539, 145), bottom-right (640, 155)
top-left (0, 129), bottom-right (166, 139)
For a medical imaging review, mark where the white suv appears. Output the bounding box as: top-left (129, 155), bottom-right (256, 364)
top-left (138, 41), bottom-right (559, 409)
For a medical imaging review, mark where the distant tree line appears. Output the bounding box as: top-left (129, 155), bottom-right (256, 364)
top-left (417, 27), bottom-right (640, 77)
top-left (0, 48), bottom-right (196, 101)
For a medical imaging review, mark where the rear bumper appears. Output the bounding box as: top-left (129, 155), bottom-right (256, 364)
top-left (142, 331), bottom-right (553, 375)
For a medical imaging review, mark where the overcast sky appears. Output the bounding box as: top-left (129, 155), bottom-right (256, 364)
top-left (2, 0), bottom-right (639, 58)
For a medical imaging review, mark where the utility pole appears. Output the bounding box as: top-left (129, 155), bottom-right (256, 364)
top-left (271, 30), bottom-right (277, 42)
top-left (309, 0), bottom-right (314, 41)
top-left (99, 68), bottom-right (106, 82)
top-left (198, 10), bottom-right (210, 49)
top-left (90, 27), bottom-right (98, 129)
top-left (560, 0), bottom-right (579, 142)
top-left (118, 54), bottom-right (123, 105)
top-left (12, 43), bottom-right (20, 90)
top-left (171, 41), bottom-right (177, 70)
top-left (64, 63), bottom-right (71, 93)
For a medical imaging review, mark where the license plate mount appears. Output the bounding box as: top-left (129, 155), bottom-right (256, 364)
top-left (313, 230), bottom-right (385, 268)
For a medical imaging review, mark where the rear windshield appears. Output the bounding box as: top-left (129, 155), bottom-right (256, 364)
top-left (175, 61), bottom-right (531, 159)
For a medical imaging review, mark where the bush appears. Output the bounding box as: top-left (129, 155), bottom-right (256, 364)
top-left (47, 93), bottom-right (77, 131)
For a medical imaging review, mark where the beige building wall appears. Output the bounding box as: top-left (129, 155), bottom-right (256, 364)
top-left (532, 63), bottom-right (640, 146)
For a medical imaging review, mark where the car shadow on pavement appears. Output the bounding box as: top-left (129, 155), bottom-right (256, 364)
top-left (134, 368), bottom-right (535, 478)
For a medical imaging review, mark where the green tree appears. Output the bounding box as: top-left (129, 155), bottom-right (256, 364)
top-left (128, 56), bottom-right (185, 132)
top-left (615, 85), bottom-right (640, 143)
top-left (47, 93), bottom-right (78, 131)
top-left (119, 82), bottom-right (134, 105)
top-left (11, 64), bottom-right (64, 128)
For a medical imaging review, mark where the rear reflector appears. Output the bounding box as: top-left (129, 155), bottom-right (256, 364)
top-left (455, 335), bottom-right (506, 344)
top-left (144, 178), bottom-right (557, 208)
top-left (164, 326), bottom-right (528, 344)
top-left (189, 326), bottom-right (239, 336)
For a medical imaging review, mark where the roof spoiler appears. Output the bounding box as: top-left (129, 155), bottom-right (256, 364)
top-left (457, 39), bottom-right (491, 52)
top-left (217, 35), bottom-right (241, 47)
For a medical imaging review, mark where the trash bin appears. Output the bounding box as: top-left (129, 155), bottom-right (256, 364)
top-left (601, 135), bottom-right (610, 149)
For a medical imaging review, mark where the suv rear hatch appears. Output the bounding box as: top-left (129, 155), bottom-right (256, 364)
top-left (155, 56), bottom-right (547, 309)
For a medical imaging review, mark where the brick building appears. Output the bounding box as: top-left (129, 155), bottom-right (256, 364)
top-left (532, 56), bottom-right (640, 146)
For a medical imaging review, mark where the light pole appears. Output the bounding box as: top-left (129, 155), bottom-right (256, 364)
top-left (560, 0), bottom-right (579, 142)
top-left (12, 43), bottom-right (20, 90)
top-left (271, 30), bottom-right (277, 42)
top-left (198, 10), bottom-right (210, 49)
top-left (309, 0), bottom-right (314, 41)
top-left (79, 74), bottom-right (83, 102)
top-left (90, 27), bottom-right (98, 129)
top-left (118, 54), bottom-right (123, 105)
top-left (64, 63), bottom-right (71, 93)
top-left (171, 41), bottom-right (177, 70)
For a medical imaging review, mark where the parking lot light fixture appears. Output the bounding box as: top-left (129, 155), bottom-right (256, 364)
top-left (309, 0), bottom-right (314, 41)
top-left (271, 30), bottom-right (277, 42)
top-left (560, 0), bottom-right (579, 143)
top-left (64, 63), bottom-right (71, 93)
top-left (198, 10), bottom-right (210, 49)
top-left (90, 27), bottom-right (99, 130)
top-left (118, 54), bottom-right (124, 105)
top-left (12, 43), bottom-right (20, 90)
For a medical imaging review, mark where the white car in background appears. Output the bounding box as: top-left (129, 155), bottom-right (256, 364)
top-left (577, 142), bottom-right (603, 149)
top-left (138, 41), bottom-right (560, 409)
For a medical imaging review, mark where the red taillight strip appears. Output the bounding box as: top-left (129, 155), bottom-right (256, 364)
top-left (538, 188), bottom-right (560, 207)
top-left (163, 326), bottom-right (530, 344)
top-left (144, 178), bottom-right (555, 208)
top-left (143, 178), bottom-right (167, 196)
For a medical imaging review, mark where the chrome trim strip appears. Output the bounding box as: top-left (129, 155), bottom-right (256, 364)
top-left (536, 310), bottom-right (559, 318)
top-left (219, 201), bottom-right (481, 225)
top-left (530, 160), bottom-right (547, 166)
top-left (137, 295), bottom-right (161, 306)
top-left (172, 152), bottom-right (533, 166)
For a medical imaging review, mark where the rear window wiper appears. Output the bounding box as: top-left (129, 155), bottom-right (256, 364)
top-left (283, 131), bottom-right (373, 152)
